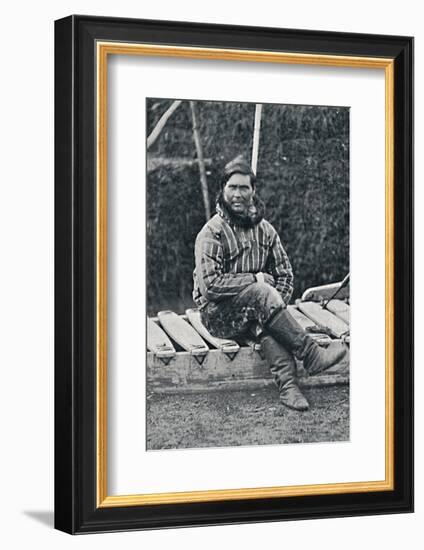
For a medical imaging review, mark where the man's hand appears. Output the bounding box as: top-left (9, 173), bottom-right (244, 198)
top-left (255, 272), bottom-right (276, 287)
top-left (263, 273), bottom-right (276, 287)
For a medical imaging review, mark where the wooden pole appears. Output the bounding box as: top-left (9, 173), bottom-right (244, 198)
top-left (147, 100), bottom-right (182, 150)
top-left (189, 101), bottom-right (211, 220)
top-left (251, 103), bottom-right (263, 175)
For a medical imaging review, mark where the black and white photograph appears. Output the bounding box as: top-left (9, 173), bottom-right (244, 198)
top-left (0, 0), bottom-right (417, 542)
top-left (146, 97), bottom-right (351, 450)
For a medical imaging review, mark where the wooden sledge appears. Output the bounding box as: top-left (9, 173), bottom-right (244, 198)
top-left (147, 283), bottom-right (350, 394)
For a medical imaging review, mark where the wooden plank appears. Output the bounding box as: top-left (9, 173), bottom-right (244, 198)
top-left (297, 301), bottom-right (349, 338)
top-left (288, 305), bottom-right (333, 345)
top-left (147, 318), bottom-right (176, 360)
top-left (301, 281), bottom-right (349, 302)
top-left (157, 310), bottom-right (209, 357)
top-left (146, 348), bottom-right (349, 393)
top-left (147, 347), bottom-right (268, 389)
top-left (287, 305), bottom-right (316, 330)
top-left (325, 299), bottom-right (350, 324)
top-left (146, 347), bottom-right (237, 385)
top-left (185, 308), bottom-right (240, 355)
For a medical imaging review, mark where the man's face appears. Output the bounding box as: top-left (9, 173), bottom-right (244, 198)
top-left (223, 173), bottom-right (254, 215)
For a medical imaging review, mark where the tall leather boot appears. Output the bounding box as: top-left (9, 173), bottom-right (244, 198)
top-left (266, 307), bottom-right (348, 375)
top-left (260, 333), bottom-right (309, 411)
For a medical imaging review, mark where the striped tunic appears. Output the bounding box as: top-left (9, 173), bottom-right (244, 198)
top-left (193, 213), bottom-right (294, 308)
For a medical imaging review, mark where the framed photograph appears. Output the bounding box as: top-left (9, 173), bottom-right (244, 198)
top-left (54, 15), bottom-right (413, 534)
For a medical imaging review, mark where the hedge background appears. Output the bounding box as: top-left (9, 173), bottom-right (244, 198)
top-left (146, 99), bottom-right (349, 316)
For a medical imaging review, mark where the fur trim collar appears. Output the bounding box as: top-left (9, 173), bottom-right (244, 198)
top-left (215, 192), bottom-right (265, 228)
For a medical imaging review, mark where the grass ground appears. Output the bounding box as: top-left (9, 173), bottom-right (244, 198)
top-left (146, 385), bottom-right (349, 450)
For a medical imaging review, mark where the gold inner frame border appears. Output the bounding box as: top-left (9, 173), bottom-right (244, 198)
top-left (96, 42), bottom-right (395, 508)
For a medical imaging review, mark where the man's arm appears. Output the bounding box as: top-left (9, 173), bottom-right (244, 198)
top-left (195, 227), bottom-right (255, 302)
top-left (266, 231), bottom-right (294, 305)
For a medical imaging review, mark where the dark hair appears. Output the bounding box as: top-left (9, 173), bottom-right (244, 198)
top-left (221, 155), bottom-right (256, 188)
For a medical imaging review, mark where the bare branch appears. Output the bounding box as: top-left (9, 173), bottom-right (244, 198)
top-left (147, 100), bottom-right (182, 150)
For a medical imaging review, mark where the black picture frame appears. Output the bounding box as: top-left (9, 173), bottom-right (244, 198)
top-left (55, 15), bottom-right (413, 534)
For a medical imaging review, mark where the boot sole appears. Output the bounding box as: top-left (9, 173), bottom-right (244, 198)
top-left (280, 399), bottom-right (309, 412)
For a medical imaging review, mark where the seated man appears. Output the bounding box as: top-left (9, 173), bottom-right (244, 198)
top-left (192, 156), bottom-right (348, 411)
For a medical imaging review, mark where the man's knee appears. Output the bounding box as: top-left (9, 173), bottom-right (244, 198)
top-left (249, 282), bottom-right (284, 304)
top-left (246, 282), bottom-right (285, 323)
